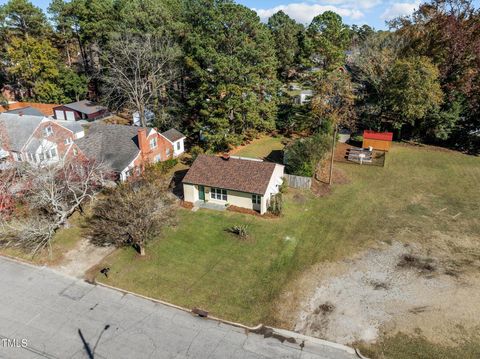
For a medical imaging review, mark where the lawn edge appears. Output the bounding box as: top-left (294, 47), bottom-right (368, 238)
top-left (94, 280), bottom-right (360, 357)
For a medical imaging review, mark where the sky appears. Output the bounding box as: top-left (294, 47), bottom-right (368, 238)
top-left (2, 0), bottom-right (480, 30)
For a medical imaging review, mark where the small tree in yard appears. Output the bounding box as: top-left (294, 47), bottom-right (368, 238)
top-left (0, 160), bottom-right (107, 256)
top-left (311, 70), bottom-right (356, 184)
top-left (89, 178), bottom-right (175, 256)
top-left (283, 132), bottom-right (330, 177)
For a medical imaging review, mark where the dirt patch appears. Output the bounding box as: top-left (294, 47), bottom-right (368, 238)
top-left (181, 201), bottom-right (194, 210)
top-left (316, 158), bottom-right (350, 185)
top-left (311, 159), bottom-right (349, 197)
top-left (227, 205), bottom-right (279, 219)
top-left (276, 233), bottom-right (480, 347)
top-left (52, 238), bottom-right (114, 278)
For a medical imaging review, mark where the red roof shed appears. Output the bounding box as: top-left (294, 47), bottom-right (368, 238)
top-left (363, 130), bottom-right (393, 151)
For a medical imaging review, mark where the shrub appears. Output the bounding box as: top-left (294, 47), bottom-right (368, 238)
top-left (350, 134), bottom-right (363, 143)
top-left (189, 145), bottom-right (204, 161)
top-left (268, 193), bottom-right (283, 216)
top-left (227, 224), bottom-right (248, 239)
top-left (279, 178), bottom-right (288, 194)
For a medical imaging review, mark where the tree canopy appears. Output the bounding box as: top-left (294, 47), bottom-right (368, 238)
top-left (0, 0), bottom-right (478, 152)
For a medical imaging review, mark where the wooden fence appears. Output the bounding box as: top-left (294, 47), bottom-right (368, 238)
top-left (284, 174), bottom-right (312, 189)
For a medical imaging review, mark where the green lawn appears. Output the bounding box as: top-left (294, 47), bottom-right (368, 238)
top-left (96, 143), bottom-right (480, 327)
top-left (233, 135), bottom-right (285, 161)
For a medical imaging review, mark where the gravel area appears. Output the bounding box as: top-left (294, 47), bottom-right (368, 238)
top-left (282, 235), bottom-right (480, 346)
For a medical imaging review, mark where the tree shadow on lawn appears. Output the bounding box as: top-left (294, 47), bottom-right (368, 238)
top-left (265, 150), bottom-right (284, 164)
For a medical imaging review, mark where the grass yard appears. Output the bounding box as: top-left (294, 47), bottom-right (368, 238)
top-left (96, 143), bottom-right (480, 328)
top-left (231, 135), bottom-right (285, 161)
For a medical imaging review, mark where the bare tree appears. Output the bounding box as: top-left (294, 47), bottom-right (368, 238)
top-left (100, 33), bottom-right (180, 127)
top-left (0, 159), bottom-right (108, 256)
top-left (89, 176), bottom-right (175, 256)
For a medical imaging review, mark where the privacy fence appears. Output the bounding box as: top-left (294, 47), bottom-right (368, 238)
top-left (284, 174), bottom-right (312, 189)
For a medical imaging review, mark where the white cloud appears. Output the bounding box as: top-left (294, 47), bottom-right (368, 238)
top-left (253, 3), bottom-right (365, 24)
top-left (381, 1), bottom-right (420, 20)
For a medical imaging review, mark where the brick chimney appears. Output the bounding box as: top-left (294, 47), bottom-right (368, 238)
top-left (138, 128), bottom-right (149, 155)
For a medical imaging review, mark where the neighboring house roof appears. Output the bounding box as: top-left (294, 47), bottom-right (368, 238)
top-left (75, 124), bottom-right (141, 173)
top-left (363, 130), bottom-right (393, 141)
top-left (182, 155), bottom-right (278, 195)
top-left (0, 113), bottom-right (44, 152)
top-left (0, 102), bottom-right (59, 116)
top-left (4, 106), bottom-right (44, 117)
top-left (162, 128), bottom-right (185, 142)
top-left (60, 100), bottom-right (107, 115)
top-left (53, 120), bottom-right (84, 134)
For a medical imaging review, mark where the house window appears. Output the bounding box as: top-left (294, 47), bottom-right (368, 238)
top-left (44, 126), bottom-right (53, 137)
top-left (176, 142), bottom-right (181, 150)
top-left (38, 153), bottom-right (45, 162)
top-left (211, 188), bottom-right (227, 201)
top-left (150, 137), bottom-right (157, 149)
top-left (166, 148), bottom-right (171, 157)
top-left (14, 152), bottom-right (22, 161)
top-left (45, 148), bottom-right (57, 160)
top-left (252, 194), bottom-right (261, 205)
top-left (64, 138), bottom-right (73, 145)
top-left (73, 148), bottom-right (78, 156)
top-left (154, 154), bottom-right (161, 163)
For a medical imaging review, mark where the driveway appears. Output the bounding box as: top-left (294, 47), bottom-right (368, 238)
top-left (0, 256), bottom-right (358, 359)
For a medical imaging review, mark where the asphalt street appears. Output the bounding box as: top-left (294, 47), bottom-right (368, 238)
top-left (0, 256), bottom-right (358, 359)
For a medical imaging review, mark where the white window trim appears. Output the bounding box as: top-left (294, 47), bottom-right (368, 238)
top-left (211, 188), bottom-right (227, 201)
top-left (150, 137), bottom-right (157, 149)
top-left (44, 126), bottom-right (53, 137)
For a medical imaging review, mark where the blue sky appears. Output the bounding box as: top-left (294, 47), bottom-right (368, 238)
top-left (2, 0), bottom-right (480, 30)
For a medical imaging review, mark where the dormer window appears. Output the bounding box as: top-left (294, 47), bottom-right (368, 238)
top-left (64, 138), bottom-right (73, 145)
top-left (44, 126), bottom-right (53, 137)
top-left (150, 137), bottom-right (157, 149)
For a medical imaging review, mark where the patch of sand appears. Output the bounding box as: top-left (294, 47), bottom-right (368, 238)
top-left (276, 233), bottom-right (480, 346)
top-left (53, 238), bottom-right (114, 278)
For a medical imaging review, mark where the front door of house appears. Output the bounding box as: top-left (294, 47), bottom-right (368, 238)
top-left (198, 185), bottom-right (205, 201)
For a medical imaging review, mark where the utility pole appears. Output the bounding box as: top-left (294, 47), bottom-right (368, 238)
top-left (329, 124), bottom-right (337, 185)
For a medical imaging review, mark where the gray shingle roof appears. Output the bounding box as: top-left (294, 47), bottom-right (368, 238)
top-left (0, 113), bottom-right (43, 152)
top-left (54, 120), bottom-right (84, 134)
top-left (75, 124), bottom-right (142, 173)
top-left (62, 100), bottom-right (107, 115)
top-left (4, 106), bottom-right (44, 117)
top-left (182, 155), bottom-right (277, 195)
top-left (161, 128), bottom-right (185, 142)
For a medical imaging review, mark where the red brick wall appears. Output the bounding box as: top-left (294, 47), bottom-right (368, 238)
top-left (138, 129), bottom-right (174, 164)
top-left (32, 121), bottom-right (77, 158)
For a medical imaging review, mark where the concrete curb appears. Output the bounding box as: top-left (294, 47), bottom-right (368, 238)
top-left (0, 254), bottom-right (367, 358)
top-left (94, 281), bottom-right (362, 357)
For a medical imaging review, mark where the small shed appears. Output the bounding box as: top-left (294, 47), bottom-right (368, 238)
top-left (53, 100), bottom-right (109, 121)
top-left (363, 130), bottom-right (393, 151)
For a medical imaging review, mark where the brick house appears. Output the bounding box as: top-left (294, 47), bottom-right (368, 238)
top-left (0, 112), bottom-right (85, 167)
top-left (75, 124), bottom-right (185, 181)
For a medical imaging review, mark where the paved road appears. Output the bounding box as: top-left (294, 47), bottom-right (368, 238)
top-left (0, 257), bottom-right (358, 359)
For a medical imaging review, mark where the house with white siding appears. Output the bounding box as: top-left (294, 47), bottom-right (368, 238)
top-left (182, 154), bottom-right (284, 214)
